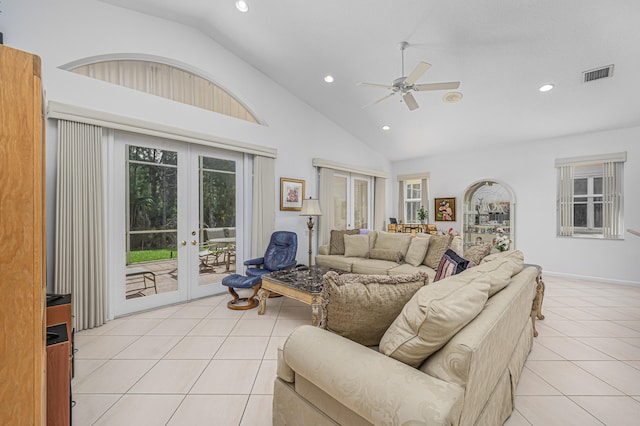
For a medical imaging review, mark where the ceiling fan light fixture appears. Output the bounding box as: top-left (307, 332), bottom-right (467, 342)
top-left (442, 92), bottom-right (463, 103)
top-left (235, 1), bottom-right (249, 13)
top-left (323, 75), bottom-right (334, 83)
top-left (539, 84), bottom-right (554, 92)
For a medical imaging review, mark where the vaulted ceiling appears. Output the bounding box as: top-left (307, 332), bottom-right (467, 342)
top-left (101, 0), bottom-right (640, 161)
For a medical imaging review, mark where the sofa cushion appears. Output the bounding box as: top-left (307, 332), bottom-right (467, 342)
top-left (422, 234), bottom-right (453, 269)
top-left (373, 231), bottom-right (412, 256)
top-left (369, 248), bottom-right (403, 263)
top-left (314, 255), bottom-right (355, 272)
top-left (329, 229), bottom-right (360, 255)
top-left (405, 235), bottom-right (430, 267)
top-left (343, 234), bottom-right (370, 258)
top-left (379, 271), bottom-right (491, 367)
top-left (480, 250), bottom-right (525, 296)
top-left (320, 271), bottom-right (429, 346)
top-left (434, 249), bottom-right (470, 282)
top-left (464, 244), bottom-right (493, 267)
top-left (351, 258), bottom-right (399, 275)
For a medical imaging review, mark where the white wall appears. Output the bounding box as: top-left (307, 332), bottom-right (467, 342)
top-left (0, 0), bottom-right (391, 285)
top-left (393, 126), bottom-right (640, 284)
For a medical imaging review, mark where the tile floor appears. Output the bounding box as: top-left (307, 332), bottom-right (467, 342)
top-left (72, 274), bottom-right (640, 425)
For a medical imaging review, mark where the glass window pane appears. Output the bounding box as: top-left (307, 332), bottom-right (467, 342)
top-left (594, 204), bottom-right (603, 228)
top-left (574, 197), bottom-right (588, 203)
top-left (574, 204), bottom-right (587, 227)
top-left (593, 177), bottom-right (603, 194)
top-left (406, 201), bottom-right (420, 223)
top-left (574, 178), bottom-right (588, 195)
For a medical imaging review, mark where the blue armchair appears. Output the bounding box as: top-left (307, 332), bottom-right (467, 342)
top-left (245, 231), bottom-right (298, 278)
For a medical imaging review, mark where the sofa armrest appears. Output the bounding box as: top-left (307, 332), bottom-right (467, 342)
top-left (282, 325), bottom-right (464, 425)
top-left (318, 244), bottom-right (329, 255)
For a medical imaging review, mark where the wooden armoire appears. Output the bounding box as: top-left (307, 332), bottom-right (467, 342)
top-left (0, 44), bottom-right (47, 425)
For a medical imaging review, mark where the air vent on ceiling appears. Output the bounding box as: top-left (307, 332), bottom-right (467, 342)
top-left (582, 65), bottom-right (614, 83)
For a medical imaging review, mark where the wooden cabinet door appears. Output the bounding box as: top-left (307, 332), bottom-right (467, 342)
top-left (0, 44), bottom-right (46, 426)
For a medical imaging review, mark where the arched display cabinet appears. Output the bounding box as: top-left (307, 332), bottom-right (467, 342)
top-left (462, 180), bottom-right (516, 250)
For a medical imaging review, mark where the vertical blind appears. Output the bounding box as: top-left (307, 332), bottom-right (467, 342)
top-left (251, 156), bottom-right (275, 257)
top-left (54, 120), bottom-right (106, 331)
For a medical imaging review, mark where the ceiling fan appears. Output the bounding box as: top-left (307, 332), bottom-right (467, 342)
top-left (359, 41), bottom-right (461, 111)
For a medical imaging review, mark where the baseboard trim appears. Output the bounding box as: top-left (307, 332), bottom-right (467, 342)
top-left (544, 271), bottom-right (640, 287)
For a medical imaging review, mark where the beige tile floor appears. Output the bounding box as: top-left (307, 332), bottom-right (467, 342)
top-left (73, 275), bottom-right (640, 425)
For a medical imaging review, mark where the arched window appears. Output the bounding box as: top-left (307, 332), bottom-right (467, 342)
top-left (66, 58), bottom-right (258, 124)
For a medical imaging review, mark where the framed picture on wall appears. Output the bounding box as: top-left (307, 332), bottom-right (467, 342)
top-left (280, 178), bottom-right (305, 211)
top-left (435, 197), bottom-right (456, 221)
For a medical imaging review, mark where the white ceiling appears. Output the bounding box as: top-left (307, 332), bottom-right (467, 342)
top-left (101, 0), bottom-right (640, 161)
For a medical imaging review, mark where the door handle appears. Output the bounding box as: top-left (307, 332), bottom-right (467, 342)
top-left (191, 240), bottom-right (197, 246)
top-left (180, 241), bottom-right (187, 246)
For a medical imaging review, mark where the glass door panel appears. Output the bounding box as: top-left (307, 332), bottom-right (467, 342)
top-left (198, 155), bottom-right (237, 287)
top-left (333, 175), bottom-right (348, 229)
top-left (126, 146), bottom-right (179, 299)
top-left (353, 177), bottom-right (370, 229)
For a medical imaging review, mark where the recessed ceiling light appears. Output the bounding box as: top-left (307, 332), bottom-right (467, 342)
top-left (539, 84), bottom-right (554, 92)
top-left (323, 75), bottom-right (334, 83)
top-left (382, 125), bottom-right (391, 131)
top-left (235, 1), bottom-right (249, 12)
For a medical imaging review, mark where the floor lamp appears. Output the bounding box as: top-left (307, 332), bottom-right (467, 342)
top-left (300, 197), bottom-right (322, 266)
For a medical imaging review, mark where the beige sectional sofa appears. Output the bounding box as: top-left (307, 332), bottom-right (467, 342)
top-left (316, 230), bottom-right (465, 281)
top-left (274, 251), bottom-right (539, 425)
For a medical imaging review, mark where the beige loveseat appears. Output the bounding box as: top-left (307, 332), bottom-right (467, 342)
top-left (316, 230), bottom-right (465, 281)
top-left (274, 251), bottom-right (539, 425)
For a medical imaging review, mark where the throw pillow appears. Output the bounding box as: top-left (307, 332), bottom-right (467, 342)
top-left (373, 231), bottom-right (412, 257)
top-left (464, 244), bottom-right (493, 267)
top-left (343, 234), bottom-right (370, 258)
top-left (422, 234), bottom-right (453, 269)
top-left (379, 271), bottom-right (491, 367)
top-left (404, 236), bottom-right (430, 267)
top-left (329, 229), bottom-right (360, 255)
top-left (320, 271), bottom-right (429, 346)
top-left (434, 249), bottom-right (470, 282)
top-left (369, 248), bottom-right (404, 263)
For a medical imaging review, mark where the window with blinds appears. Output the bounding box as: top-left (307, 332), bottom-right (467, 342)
top-left (556, 152), bottom-right (626, 239)
top-left (68, 59), bottom-right (258, 124)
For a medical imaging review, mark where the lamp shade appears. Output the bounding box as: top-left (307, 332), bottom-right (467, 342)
top-left (300, 198), bottom-right (322, 216)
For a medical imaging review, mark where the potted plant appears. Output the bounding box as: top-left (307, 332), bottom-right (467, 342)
top-left (417, 206), bottom-right (427, 224)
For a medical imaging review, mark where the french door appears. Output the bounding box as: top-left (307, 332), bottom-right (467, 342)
top-left (108, 131), bottom-right (243, 316)
top-left (333, 172), bottom-right (372, 230)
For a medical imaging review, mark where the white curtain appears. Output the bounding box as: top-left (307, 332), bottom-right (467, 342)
top-left (397, 180), bottom-right (405, 223)
top-left (54, 120), bottom-right (106, 331)
top-left (374, 177), bottom-right (386, 231)
top-left (251, 156), bottom-right (275, 257)
top-left (602, 161), bottom-right (624, 239)
top-left (421, 178), bottom-right (429, 221)
top-left (318, 168), bottom-right (334, 246)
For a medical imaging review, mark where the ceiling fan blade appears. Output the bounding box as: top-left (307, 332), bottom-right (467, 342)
top-left (363, 92), bottom-right (396, 108)
top-left (358, 82), bottom-right (395, 90)
top-left (413, 81), bottom-right (461, 91)
top-left (402, 92), bottom-right (420, 111)
top-left (404, 62), bottom-right (431, 85)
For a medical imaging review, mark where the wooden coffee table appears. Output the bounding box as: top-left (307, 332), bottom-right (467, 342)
top-left (258, 266), bottom-right (337, 326)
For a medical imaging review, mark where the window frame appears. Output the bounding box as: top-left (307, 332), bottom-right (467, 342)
top-left (556, 152), bottom-right (626, 240)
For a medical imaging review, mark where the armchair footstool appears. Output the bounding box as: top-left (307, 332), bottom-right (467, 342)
top-left (221, 274), bottom-right (262, 310)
